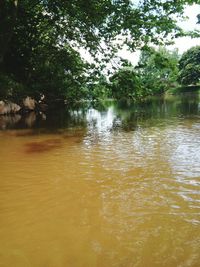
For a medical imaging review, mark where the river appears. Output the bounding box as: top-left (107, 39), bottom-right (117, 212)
top-left (0, 93), bottom-right (200, 267)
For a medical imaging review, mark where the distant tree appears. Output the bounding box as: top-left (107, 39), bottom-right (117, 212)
top-left (178, 46), bottom-right (200, 85)
top-left (109, 66), bottom-right (144, 101)
top-left (137, 47), bottom-right (180, 94)
top-left (88, 75), bottom-right (111, 100)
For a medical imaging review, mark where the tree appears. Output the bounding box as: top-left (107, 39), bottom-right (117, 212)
top-left (88, 75), bottom-right (111, 100)
top-left (109, 66), bottom-right (143, 100)
top-left (0, 0), bottom-right (199, 102)
top-left (136, 47), bottom-right (180, 94)
top-left (178, 46), bottom-right (200, 85)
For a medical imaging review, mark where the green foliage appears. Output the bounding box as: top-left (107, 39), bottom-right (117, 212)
top-left (0, 73), bottom-right (25, 101)
top-left (137, 47), bottom-right (180, 94)
top-left (167, 85), bottom-right (200, 95)
top-left (108, 47), bottom-right (180, 100)
top-left (178, 46), bottom-right (200, 85)
top-left (0, 0), bottom-right (199, 102)
top-left (88, 75), bottom-right (111, 100)
top-left (26, 45), bottom-right (88, 101)
top-left (109, 67), bottom-right (144, 101)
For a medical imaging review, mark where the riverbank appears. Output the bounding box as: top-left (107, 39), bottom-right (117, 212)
top-left (1, 84), bottom-right (199, 117)
top-left (0, 96), bottom-right (49, 115)
top-left (166, 85), bottom-right (200, 95)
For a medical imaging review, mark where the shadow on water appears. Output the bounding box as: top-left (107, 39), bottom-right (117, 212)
top-left (0, 92), bottom-right (199, 133)
top-left (25, 138), bottom-right (63, 153)
top-left (24, 131), bottom-right (85, 154)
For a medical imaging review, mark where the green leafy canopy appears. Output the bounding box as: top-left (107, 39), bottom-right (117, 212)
top-left (0, 0), bottom-right (199, 101)
top-left (178, 46), bottom-right (200, 85)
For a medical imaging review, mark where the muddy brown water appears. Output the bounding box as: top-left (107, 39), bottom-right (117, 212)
top-left (0, 94), bottom-right (200, 267)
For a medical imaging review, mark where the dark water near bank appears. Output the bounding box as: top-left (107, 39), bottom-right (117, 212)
top-left (0, 93), bottom-right (200, 267)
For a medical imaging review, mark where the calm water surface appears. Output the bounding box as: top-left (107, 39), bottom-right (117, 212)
top-left (0, 94), bottom-right (200, 267)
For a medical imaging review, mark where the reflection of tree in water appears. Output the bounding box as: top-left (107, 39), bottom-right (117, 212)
top-left (0, 92), bottom-right (199, 131)
top-left (0, 114), bottom-right (21, 129)
top-left (0, 108), bottom-right (88, 131)
top-left (174, 92), bottom-right (200, 116)
top-left (111, 93), bottom-right (200, 131)
top-left (0, 112), bottom-right (45, 130)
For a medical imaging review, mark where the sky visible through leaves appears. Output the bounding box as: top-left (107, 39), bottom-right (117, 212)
top-left (80, 4), bottom-right (200, 67)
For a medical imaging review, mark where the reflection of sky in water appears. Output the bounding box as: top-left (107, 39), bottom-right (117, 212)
top-left (83, 107), bottom-right (117, 150)
top-left (86, 107), bottom-right (116, 134)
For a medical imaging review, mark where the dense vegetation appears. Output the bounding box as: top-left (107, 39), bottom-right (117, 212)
top-left (178, 46), bottom-right (200, 85)
top-left (109, 47), bottom-right (180, 101)
top-left (0, 0), bottom-right (199, 105)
